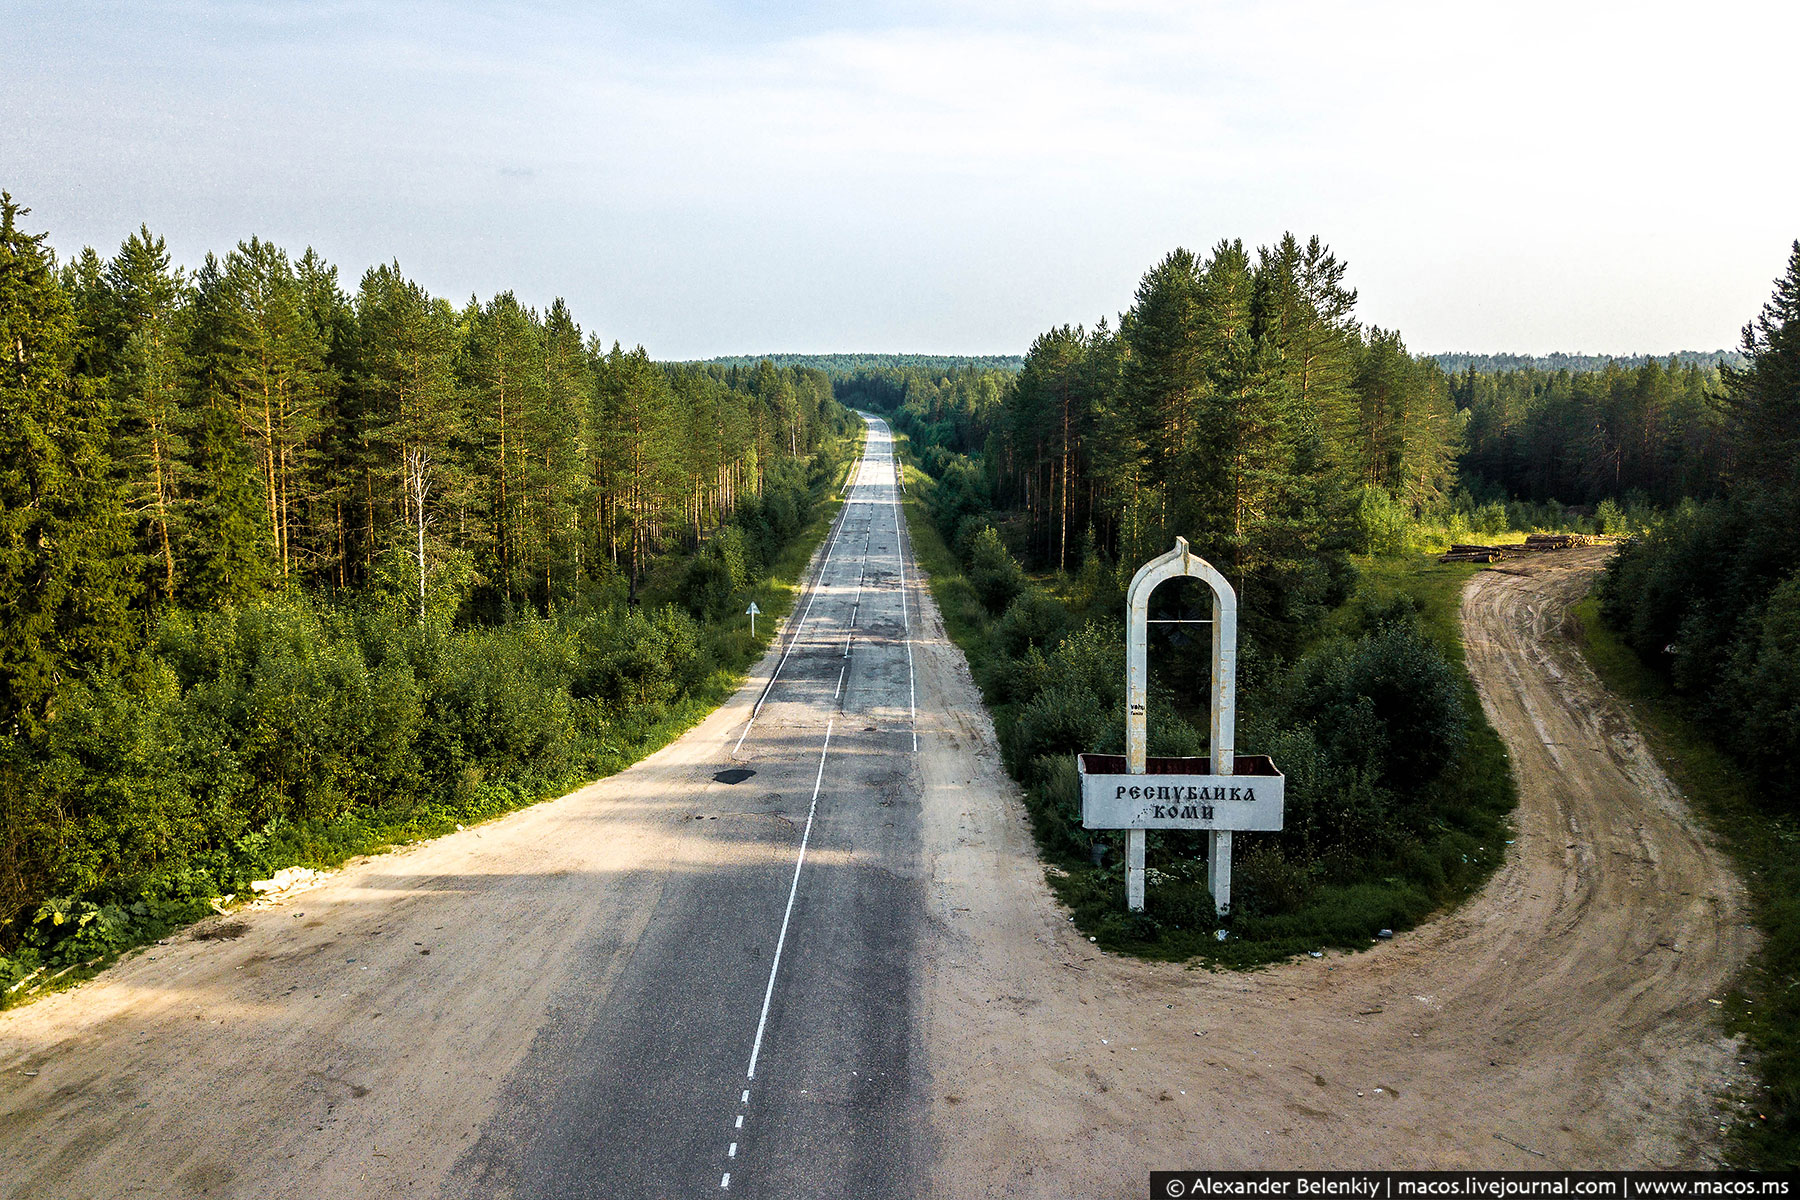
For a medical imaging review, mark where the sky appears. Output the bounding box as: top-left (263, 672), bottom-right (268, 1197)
top-left (7, 0), bottom-right (1797, 361)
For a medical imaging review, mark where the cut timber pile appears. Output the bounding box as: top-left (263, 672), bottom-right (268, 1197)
top-left (1439, 533), bottom-right (1604, 564)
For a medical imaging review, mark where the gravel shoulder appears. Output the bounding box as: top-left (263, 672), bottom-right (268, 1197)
top-left (916, 546), bottom-right (1756, 1192)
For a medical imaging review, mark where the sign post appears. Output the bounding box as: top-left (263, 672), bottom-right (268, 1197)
top-left (1079, 538), bottom-right (1284, 916)
top-left (746, 600), bottom-right (760, 638)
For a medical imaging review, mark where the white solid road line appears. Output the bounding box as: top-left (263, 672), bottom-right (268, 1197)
top-left (720, 423), bottom-right (907, 1192)
top-left (723, 718), bottom-right (836, 1188)
top-left (745, 717), bottom-right (834, 1082)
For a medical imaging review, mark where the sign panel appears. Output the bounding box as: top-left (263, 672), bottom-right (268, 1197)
top-left (1079, 754), bottom-right (1285, 832)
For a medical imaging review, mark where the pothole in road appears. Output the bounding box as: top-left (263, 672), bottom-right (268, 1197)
top-left (713, 768), bottom-right (756, 785)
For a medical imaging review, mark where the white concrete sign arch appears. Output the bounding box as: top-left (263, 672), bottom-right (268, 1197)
top-left (1078, 537), bottom-right (1285, 916)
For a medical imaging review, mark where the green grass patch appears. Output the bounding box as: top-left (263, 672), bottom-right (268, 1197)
top-left (1572, 594), bottom-right (1799, 1169)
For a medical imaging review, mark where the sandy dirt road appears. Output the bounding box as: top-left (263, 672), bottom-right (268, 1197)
top-left (0, 444), bottom-right (1755, 1200)
top-left (919, 546), bottom-right (1757, 1193)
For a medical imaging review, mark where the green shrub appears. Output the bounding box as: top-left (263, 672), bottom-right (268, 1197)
top-left (1732, 569), bottom-right (1800, 785)
top-left (929, 456), bottom-right (991, 544)
top-left (1004, 682), bottom-right (1111, 770)
top-left (1286, 623), bottom-right (1466, 788)
top-left (966, 526), bottom-right (1025, 614)
top-left (1350, 486), bottom-right (1408, 555)
top-left (995, 591), bottom-right (1069, 659)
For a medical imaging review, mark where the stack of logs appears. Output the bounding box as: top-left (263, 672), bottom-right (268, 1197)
top-left (1439, 533), bottom-right (1602, 564)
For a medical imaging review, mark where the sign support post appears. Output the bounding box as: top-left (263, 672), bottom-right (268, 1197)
top-left (746, 600), bottom-right (760, 638)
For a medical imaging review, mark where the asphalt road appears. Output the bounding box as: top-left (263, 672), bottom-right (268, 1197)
top-left (449, 417), bottom-right (931, 1199)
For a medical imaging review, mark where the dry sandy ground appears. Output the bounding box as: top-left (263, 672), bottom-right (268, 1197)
top-left (917, 546), bottom-right (1757, 1194)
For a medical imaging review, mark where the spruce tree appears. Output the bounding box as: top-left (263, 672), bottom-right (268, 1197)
top-left (181, 387), bottom-right (272, 607)
top-left (0, 194), bottom-right (138, 734)
top-left (1253, 234), bottom-right (1362, 466)
top-left (1727, 240), bottom-right (1800, 509)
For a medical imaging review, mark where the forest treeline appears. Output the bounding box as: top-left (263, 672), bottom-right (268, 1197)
top-left (1601, 244), bottom-right (1800, 804)
top-left (844, 284), bottom-right (1748, 557)
top-left (1456, 358), bottom-right (1732, 507)
top-left (862, 234), bottom-right (1513, 965)
top-left (1597, 245), bottom-right (1800, 1168)
top-left (700, 352), bottom-right (1024, 376)
top-left (866, 236), bottom-right (1800, 1161)
top-left (845, 234), bottom-right (1463, 649)
top-left (0, 192), bottom-right (854, 979)
top-left (1432, 349), bottom-right (1742, 375)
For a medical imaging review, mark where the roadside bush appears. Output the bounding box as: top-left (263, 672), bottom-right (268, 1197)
top-left (424, 622), bottom-right (575, 785)
top-left (1350, 486), bottom-right (1408, 555)
top-left (1595, 497), bottom-right (1625, 533)
top-left (1004, 682), bottom-right (1112, 772)
top-left (1226, 844), bottom-right (1311, 917)
top-left (994, 591), bottom-right (1069, 659)
top-left (966, 526), bottom-right (1026, 614)
top-left (583, 606), bottom-right (706, 715)
top-left (929, 456), bottom-right (991, 544)
top-left (1029, 754), bottom-right (1087, 856)
top-left (1730, 569), bottom-right (1800, 788)
top-left (1285, 622), bottom-right (1465, 789)
top-left (679, 554), bottom-right (735, 622)
top-left (680, 526), bottom-right (761, 622)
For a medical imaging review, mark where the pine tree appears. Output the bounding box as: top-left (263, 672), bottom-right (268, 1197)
top-left (1010, 326), bottom-right (1092, 570)
top-left (103, 227), bottom-right (190, 603)
top-left (463, 291), bottom-right (544, 602)
top-left (1253, 234), bottom-right (1362, 466)
top-left (212, 239), bottom-right (328, 583)
top-left (347, 264), bottom-right (464, 581)
top-left (592, 344), bottom-right (676, 597)
top-left (530, 298), bottom-right (590, 604)
top-left (293, 248), bottom-right (352, 588)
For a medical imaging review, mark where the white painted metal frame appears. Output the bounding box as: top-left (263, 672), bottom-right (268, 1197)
top-left (1123, 537), bottom-right (1238, 915)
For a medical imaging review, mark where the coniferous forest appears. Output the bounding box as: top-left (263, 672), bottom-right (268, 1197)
top-left (0, 194), bottom-right (854, 971)
top-left (853, 235), bottom-right (1800, 958)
